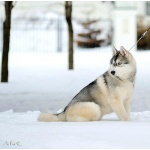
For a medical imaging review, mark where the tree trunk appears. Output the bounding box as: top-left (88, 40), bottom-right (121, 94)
top-left (1, 2), bottom-right (13, 82)
top-left (65, 1), bottom-right (74, 70)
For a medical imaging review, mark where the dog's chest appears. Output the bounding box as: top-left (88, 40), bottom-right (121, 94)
top-left (115, 81), bottom-right (134, 99)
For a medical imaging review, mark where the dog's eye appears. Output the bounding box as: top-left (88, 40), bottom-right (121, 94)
top-left (118, 62), bottom-right (122, 65)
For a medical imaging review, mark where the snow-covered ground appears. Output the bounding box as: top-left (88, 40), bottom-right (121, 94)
top-left (0, 46), bottom-right (150, 148)
top-left (0, 110), bottom-right (150, 149)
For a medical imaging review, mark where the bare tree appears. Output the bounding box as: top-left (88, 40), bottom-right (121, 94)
top-left (65, 1), bottom-right (74, 70)
top-left (1, 1), bottom-right (14, 82)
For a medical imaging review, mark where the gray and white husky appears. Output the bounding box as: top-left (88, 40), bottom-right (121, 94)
top-left (38, 46), bottom-right (136, 122)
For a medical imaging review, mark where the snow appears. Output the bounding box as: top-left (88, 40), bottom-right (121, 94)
top-left (0, 110), bottom-right (150, 149)
top-left (0, 46), bottom-right (150, 148)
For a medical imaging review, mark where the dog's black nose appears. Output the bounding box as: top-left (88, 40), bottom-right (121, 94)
top-left (111, 71), bottom-right (115, 75)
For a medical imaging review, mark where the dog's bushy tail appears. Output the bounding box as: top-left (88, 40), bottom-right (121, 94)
top-left (38, 112), bottom-right (66, 122)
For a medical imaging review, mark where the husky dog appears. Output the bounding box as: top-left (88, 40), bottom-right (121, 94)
top-left (38, 46), bottom-right (136, 122)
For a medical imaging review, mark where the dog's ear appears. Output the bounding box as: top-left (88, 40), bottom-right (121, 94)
top-left (112, 46), bottom-right (118, 56)
top-left (120, 46), bottom-right (128, 57)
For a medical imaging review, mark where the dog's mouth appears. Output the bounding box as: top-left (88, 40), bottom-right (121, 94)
top-left (116, 76), bottom-right (123, 81)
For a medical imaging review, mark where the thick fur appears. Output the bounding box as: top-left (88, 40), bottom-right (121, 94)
top-left (38, 46), bottom-right (136, 122)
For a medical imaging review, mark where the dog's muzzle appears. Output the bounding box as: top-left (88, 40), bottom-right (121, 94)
top-left (111, 71), bottom-right (115, 75)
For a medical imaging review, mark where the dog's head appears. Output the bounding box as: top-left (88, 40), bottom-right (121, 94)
top-left (109, 46), bottom-right (136, 81)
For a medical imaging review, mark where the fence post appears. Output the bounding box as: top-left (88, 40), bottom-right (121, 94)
top-left (0, 19), bottom-right (2, 52)
top-left (57, 18), bottom-right (62, 52)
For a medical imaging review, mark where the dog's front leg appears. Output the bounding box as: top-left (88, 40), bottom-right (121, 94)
top-left (109, 99), bottom-right (129, 121)
top-left (124, 98), bottom-right (131, 119)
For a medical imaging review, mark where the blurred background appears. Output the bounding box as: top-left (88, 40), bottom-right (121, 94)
top-left (0, 1), bottom-right (150, 52)
top-left (0, 1), bottom-right (150, 113)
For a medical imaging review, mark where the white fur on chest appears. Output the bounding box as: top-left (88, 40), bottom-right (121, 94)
top-left (115, 81), bottom-right (134, 101)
